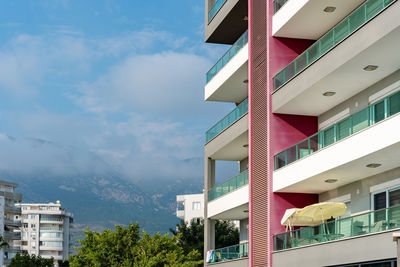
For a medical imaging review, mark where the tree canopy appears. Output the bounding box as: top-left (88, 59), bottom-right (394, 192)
top-left (9, 253), bottom-right (54, 267)
top-left (170, 219), bottom-right (239, 258)
top-left (69, 223), bottom-right (203, 267)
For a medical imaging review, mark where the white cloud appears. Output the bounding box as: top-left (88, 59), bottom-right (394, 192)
top-left (74, 52), bottom-right (213, 117)
top-left (0, 27), bottom-right (236, 183)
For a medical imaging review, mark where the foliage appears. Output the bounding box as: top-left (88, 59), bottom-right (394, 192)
top-left (69, 223), bottom-right (203, 267)
top-left (9, 253), bottom-right (54, 267)
top-left (58, 260), bottom-right (70, 267)
top-left (170, 219), bottom-right (239, 258)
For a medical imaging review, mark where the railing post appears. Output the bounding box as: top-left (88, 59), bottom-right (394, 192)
top-left (368, 212), bottom-right (371, 233)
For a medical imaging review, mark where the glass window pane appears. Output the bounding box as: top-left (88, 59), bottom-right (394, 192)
top-left (323, 126), bottom-right (335, 147)
top-left (320, 31), bottom-right (334, 54)
top-left (297, 139), bottom-right (310, 159)
top-left (374, 192), bottom-right (387, 210)
top-left (307, 42), bottom-right (320, 64)
top-left (275, 151), bottom-right (286, 169)
top-left (285, 62), bottom-right (296, 82)
top-left (338, 118), bottom-right (351, 140)
top-left (286, 146), bottom-right (297, 165)
top-left (349, 6), bottom-right (366, 32)
top-left (352, 109), bottom-right (369, 133)
top-left (389, 92), bottom-right (400, 115)
top-left (389, 188), bottom-right (400, 207)
top-left (309, 133), bottom-right (320, 153)
top-left (366, 0), bottom-right (383, 19)
top-left (274, 71), bottom-right (285, 90)
top-left (296, 53), bottom-right (307, 73)
top-left (374, 101), bottom-right (385, 123)
top-left (334, 19), bottom-right (349, 44)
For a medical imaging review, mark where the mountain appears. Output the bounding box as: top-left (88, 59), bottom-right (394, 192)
top-left (0, 136), bottom-right (203, 247)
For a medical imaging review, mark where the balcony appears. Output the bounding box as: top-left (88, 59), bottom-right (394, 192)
top-left (205, 0), bottom-right (247, 44)
top-left (4, 232), bottom-right (21, 240)
top-left (205, 31), bottom-right (248, 103)
top-left (207, 172), bottom-right (248, 220)
top-left (4, 219), bottom-right (22, 227)
top-left (273, 90), bottom-right (400, 193)
top-left (211, 242), bottom-right (249, 264)
top-left (176, 209), bottom-right (185, 220)
top-left (40, 217), bottom-right (63, 223)
top-left (5, 205), bottom-right (21, 214)
top-left (208, 0), bottom-right (227, 23)
top-left (0, 191), bottom-right (22, 202)
top-left (206, 99), bottom-right (248, 143)
top-left (273, 207), bottom-right (400, 266)
top-left (272, 0), bottom-right (400, 116)
top-left (274, 205), bottom-right (400, 251)
top-left (272, 0), bottom-right (365, 39)
top-left (40, 227), bottom-right (63, 231)
top-left (209, 170), bottom-right (248, 201)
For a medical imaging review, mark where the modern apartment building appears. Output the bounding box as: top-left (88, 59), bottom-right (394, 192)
top-left (0, 181), bottom-right (22, 267)
top-left (203, 0), bottom-right (400, 266)
top-left (17, 201), bottom-right (73, 262)
top-left (176, 193), bottom-right (204, 223)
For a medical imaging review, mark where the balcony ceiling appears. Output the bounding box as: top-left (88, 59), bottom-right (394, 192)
top-left (273, 0), bottom-right (365, 39)
top-left (273, 3), bottom-right (400, 116)
top-left (210, 203), bottom-right (249, 220)
top-left (205, 124), bottom-right (248, 161)
top-left (206, 0), bottom-right (248, 44)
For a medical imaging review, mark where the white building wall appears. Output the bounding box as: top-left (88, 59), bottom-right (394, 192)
top-left (176, 194), bottom-right (204, 223)
top-left (19, 201), bottom-right (73, 263)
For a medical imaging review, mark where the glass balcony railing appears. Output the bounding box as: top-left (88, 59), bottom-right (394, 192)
top-left (40, 218), bottom-right (63, 222)
top-left (274, 90), bottom-right (400, 170)
top-left (208, 170), bottom-right (248, 201)
top-left (208, 0), bottom-right (227, 23)
top-left (206, 30), bottom-right (248, 84)
top-left (273, 0), bottom-right (396, 91)
top-left (40, 227), bottom-right (63, 231)
top-left (206, 98), bottom-right (248, 143)
top-left (214, 242), bottom-right (249, 262)
top-left (274, 0), bottom-right (289, 14)
top-left (274, 205), bottom-right (400, 251)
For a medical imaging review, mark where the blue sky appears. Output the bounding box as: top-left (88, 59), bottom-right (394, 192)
top-left (0, 0), bottom-right (237, 185)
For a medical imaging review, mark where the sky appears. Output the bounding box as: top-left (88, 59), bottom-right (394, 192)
top-left (0, 0), bottom-right (238, 185)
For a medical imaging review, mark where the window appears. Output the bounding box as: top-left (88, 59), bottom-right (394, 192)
top-left (372, 187), bottom-right (400, 223)
top-left (372, 187), bottom-right (400, 210)
top-left (192, 202), bottom-right (201, 211)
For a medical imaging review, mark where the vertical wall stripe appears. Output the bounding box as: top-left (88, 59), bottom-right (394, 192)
top-left (249, 0), bottom-right (269, 266)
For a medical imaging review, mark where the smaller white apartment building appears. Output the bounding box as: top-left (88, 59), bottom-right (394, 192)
top-left (176, 193), bottom-right (204, 223)
top-left (17, 201), bottom-right (73, 262)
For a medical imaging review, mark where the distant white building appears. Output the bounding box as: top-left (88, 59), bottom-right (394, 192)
top-left (176, 193), bottom-right (204, 223)
top-left (17, 201), bottom-right (73, 263)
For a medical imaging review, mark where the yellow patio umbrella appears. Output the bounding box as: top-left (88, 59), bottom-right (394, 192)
top-left (296, 202), bottom-right (347, 224)
top-left (281, 202), bottom-right (347, 227)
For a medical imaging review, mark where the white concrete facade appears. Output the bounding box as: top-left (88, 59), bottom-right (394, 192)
top-left (17, 201), bottom-right (73, 263)
top-left (176, 194), bottom-right (204, 223)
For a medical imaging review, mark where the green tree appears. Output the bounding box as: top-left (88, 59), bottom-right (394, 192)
top-left (9, 253), bottom-right (54, 267)
top-left (69, 222), bottom-right (203, 267)
top-left (170, 219), bottom-right (239, 258)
